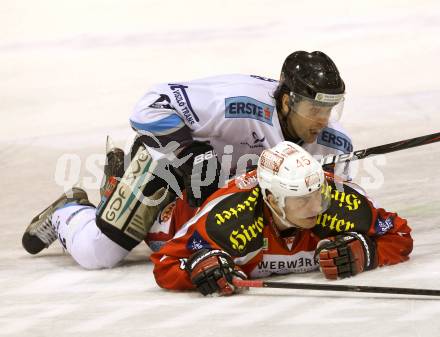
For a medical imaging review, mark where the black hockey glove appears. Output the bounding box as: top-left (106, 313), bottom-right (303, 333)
top-left (315, 232), bottom-right (377, 280)
top-left (186, 249), bottom-right (247, 296)
top-left (176, 141), bottom-right (220, 208)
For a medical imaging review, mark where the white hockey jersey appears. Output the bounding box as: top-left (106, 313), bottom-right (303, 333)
top-left (129, 74), bottom-right (352, 177)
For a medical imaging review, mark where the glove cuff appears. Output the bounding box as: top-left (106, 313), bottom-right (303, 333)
top-left (346, 232), bottom-right (377, 270)
top-left (185, 249), bottom-right (233, 273)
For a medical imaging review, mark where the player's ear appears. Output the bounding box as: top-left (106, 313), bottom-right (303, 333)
top-left (267, 193), bottom-right (282, 215)
top-left (281, 94), bottom-right (290, 116)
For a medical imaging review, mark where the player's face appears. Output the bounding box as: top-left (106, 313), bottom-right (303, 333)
top-left (288, 100), bottom-right (330, 143)
top-left (283, 190), bottom-right (324, 229)
top-left (281, 94), bottom-right (330, 143)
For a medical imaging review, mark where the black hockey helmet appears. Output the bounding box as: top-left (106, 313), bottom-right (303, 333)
top-left (280, 51), bottom-right (345, 103)
top-left (274, 51), bottom-right (346, 140)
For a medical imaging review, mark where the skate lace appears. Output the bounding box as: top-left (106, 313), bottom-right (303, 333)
top-left (33, 217), bottom-right (57, 246)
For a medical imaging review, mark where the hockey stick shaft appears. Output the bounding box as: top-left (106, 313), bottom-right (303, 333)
top-left (320, 131), bottom-right (440, 166)
top-left (233, 279), bottom-right (440, 296)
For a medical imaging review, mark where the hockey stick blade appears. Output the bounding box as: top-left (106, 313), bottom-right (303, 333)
top-left (233, 279), bottom-right (440, 297)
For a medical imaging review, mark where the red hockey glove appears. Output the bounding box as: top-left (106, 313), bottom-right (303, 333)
top-left (315, 232), bottom-right (377, 280)
top-left (186, 249), bottom-right (247, 296)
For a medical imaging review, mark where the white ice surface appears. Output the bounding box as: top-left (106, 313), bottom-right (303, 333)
top-left (1, 1), bottom-right (440, 336)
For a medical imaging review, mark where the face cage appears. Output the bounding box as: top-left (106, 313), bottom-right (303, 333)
top-left (289, 93), bottom-right (345, 122)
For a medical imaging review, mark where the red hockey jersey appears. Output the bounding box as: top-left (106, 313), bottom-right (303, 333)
top-left (150, 171), bottom-right (413, 290)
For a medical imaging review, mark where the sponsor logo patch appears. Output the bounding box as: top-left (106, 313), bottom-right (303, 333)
top-left (255, 251), bottom-right (319, 276)
top-left (240, 131), bottom-right (266, 149)
top-left (315, 92), bottom-right (344, 104)
top-left (168, 83), bottom-right (200, 124)
top-left (235, 174), bottom-right (259, 190)
top-left (317, 127), bottom-right (353, 153)
top-left (206, 188), bottom-right (264, 256)
top-left (260, 150), bottom-right (284, 173)
top-left (313, 181), bottom-right (372, 238)
top-left (225, 96), bottom-right (274, 125)
top-left (281, 144), bottom-right (298, 156)
top-left (305, 172), bottom-right (320, 188)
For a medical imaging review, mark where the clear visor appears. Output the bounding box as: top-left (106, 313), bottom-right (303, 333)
top-left (289, 93), bottom-right (345, 122)
top-left (283, 180), bottom-right (331, 220)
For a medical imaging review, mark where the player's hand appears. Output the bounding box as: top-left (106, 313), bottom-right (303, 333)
top-left (315, 233), bottom-right (377, 280)
top-left (186, 249), bottom-right (247, 296)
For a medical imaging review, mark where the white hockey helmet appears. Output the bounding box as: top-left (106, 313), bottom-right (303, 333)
top-left (257, 141), bottom-right (329, 224)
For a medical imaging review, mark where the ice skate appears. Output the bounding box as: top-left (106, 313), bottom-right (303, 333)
top-left (22, 187), bottom-right (94, 255)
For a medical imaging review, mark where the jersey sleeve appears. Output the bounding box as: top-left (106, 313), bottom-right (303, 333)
top-left (129, 88), bottom-right (193, 150)
top-left (368, 207), bottom-right (413, 266)
top-left (150, 198), bottom-right (218, 291)
top-left (150, 210), bottom-right (225, 291)
top-left (150, 244), bottom-right (195, 291)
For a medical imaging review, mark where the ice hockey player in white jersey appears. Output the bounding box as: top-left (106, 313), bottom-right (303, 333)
top-left (129, 52), bottom-right (349, 181)
top-left (22, 51), bottom-right (352, 270)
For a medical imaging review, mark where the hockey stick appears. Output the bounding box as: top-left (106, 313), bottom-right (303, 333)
top-left (232, 279), bottom-right (440, 297)
top-left (320, 131), bottom-right (440, 167)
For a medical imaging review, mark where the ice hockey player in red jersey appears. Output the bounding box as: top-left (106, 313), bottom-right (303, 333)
top-left (150, 142), bottom-right (413, 296)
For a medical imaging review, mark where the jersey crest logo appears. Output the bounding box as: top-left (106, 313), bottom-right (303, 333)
top-left (186, 230), bottom-right (212, 251)
top-left (375, 216), bottom-right (394, 235)
top-left (225, 96), bottom-right (274, 125)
